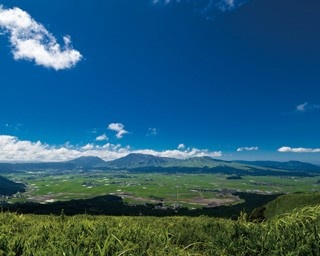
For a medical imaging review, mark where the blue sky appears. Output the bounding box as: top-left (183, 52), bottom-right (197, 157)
top-left (0, 0), bottom-right (320, 163)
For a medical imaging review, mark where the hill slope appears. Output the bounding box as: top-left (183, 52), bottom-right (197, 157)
top-left (0, 176), bottom-right (26, 196)
top-left (262, 192), bottom-right (320, 219)
top-left (1, 204), bottom-right (320, 255)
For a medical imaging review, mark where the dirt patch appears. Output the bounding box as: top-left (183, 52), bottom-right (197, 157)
top-left (116, 192), bottom-right (240, 208)
top-left (182, 197), bottom-right (239, 207)
top-left (114, 192), bottom-right (162, 204)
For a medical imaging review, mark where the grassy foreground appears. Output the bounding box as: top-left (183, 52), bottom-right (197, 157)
top-left (1, 205), bottom-right (320, 255)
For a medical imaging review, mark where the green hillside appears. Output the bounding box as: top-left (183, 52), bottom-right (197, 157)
top-left (263, 192), bottom-right (320, 219)
top-left (1, 204), bottom-right (320, 255)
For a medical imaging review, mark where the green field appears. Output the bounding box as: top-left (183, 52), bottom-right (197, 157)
top-left (4, 171), bottom-right (320, 208)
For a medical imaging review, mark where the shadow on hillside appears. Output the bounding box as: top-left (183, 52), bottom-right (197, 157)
top-left (0, 192), bottom-right (281, 219)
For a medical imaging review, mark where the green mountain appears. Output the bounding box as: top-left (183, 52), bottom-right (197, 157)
top-left (102, 154), bottom-right (320, 176)
top-left (104, 153), bottom-right (236, 169)
top-left (67, 156), bottom-right (106, 168)
top-left (0, 154), bottom-right (319, 177)
top-left (0, 176), bottom-right (26, 196)
top-left (105, 153), bottom-right (179, 169)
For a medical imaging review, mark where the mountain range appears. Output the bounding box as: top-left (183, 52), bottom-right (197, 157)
top-left (0, 153), bottom-right (319, 175)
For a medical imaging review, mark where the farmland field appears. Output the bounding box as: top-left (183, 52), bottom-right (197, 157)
top-left (4, 171), bottom-right (320, 208)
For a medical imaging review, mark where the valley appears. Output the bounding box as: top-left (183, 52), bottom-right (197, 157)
top-left (1, 154), bottom-right (320, 214)
top-left (4, 171), bottom-right (320, 207)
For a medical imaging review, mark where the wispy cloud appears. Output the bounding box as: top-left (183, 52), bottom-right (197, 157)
top-left (0, 135), bottom-right (222, 162)
top-left (153, 0), bottom-right (249, 15)
top-left (237, 146), bottom-right (258, 152)
top-left (296, 102), bottom-right (320, 113)
top-left (108, 123), bottom-right (129, 139)
top-left (0, 6), bottom-right (82, 70)
top-left (95, 134), bottom-right (108, 141)
top-left (147, 128), bottom-right (157, 136)
top-left (278, 146), bottom-right (320, 153)
top-left (2, 122), bottom-right (23, 131)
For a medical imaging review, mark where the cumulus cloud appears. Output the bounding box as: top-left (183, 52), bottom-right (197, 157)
top-left (278, 146), bottom-right (320, 153)
top-left (108, 123), bottom-right (129, 139)
top-left (0, 6), bottom-right (82, 70)
top-left (296, 102), bottom-right (320, 113)
top-left (178, 143), bottom-right (185, 150)
top-left (0, 135), bottom-right (128, 162)
top-left (95, 134), bottom-right (108, 141)
top-left (237, 146), bottom-right (258, 152)
top-left (135, 148), bottom-right (222, 159)
top-left (0, 135), bottom-right (222, 162)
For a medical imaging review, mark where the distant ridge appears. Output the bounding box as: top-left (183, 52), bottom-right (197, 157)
top-left (0, 163), bottom-right (16, 173)
top-left (236, 160), bottom-right (320, 172)
top-left (0, 154), bottom-right (319, 176)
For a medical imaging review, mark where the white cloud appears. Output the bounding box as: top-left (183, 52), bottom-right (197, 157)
top-left (216, 0), bottom-right (234, 11)
top-left (178, 143), bottom-right (185, 150)
top-left (0, 135), bottom-right (128, 162)
top-left (278, 146), bottom-right (320, 153)
top-left (108, 123), bottom-right (129, 139)
top-left (81, 144), bottom-right (95, 150)
top-left (237, 146), bottom-right (258, 152)
top-left (135, 148), bottom-right (222, 159)
top-left (0, 6), bottom-right (82, 70)
top-left (296, 102), bottom-right (320, 113)
top-left (0, 135), bottom-right (222, 162)
top-left (96, 134), bottom-right (108, 141)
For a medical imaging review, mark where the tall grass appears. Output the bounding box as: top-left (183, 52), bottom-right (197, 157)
top-left (0, 205), bottom-right (320, 255)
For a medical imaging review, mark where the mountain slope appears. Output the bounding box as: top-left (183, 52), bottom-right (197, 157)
top-left (0, 176), bottom-right (26, 196)
top-left (67, 156), bottom-right (106, 168)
